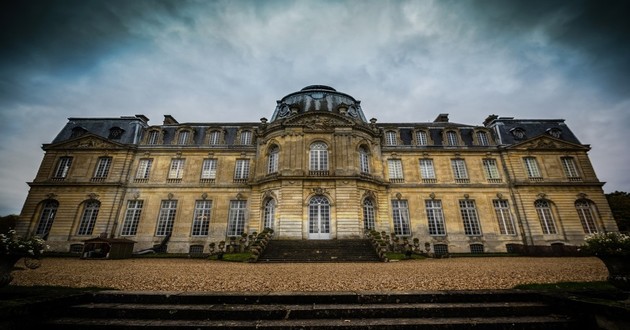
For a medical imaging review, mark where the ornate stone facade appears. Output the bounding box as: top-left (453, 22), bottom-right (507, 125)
top-left (16, 85), bottom-right (618, 254)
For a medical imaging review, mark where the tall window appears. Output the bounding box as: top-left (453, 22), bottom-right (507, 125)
top-left (392, 200), bottom-right (411, 236)
top-left (136, 159), bottom-right (153, 179)
top-left (156, 200), bottom-right (177, 236)
top-left (268, 146), bottom-right (279, 174)
top-left (451, 159), bottom-right (469, 180)
top-left (493, 200), bottom-right (516, 235)
top-left (263, 199), bottom-right (275, 230)
top-left (388, 159), bottom-right (404, 181)
top-left (93, 157), bottom-right (112, 179)
top-left (234, 159), bottom-right (250, 180)
top-left (77, 201), bottom-right (100, 235)
top-left (416, 131), bottom-right (428, 146)
top-left (201, 159), bottom-right (217, 180)
top-left (476, 131), bottom-right (489, 146)
top-left (35, 200), bottom-right (58, 236)
top-left (359, 146), bottom-right (370, 174)
top-left (192, 200), bottom-right (212, 236)
top-left (535, 200), bottom-right (557, 234)
top-left (147, 130), bottom-right (160, 145)
top-left (120, 200), bottom-right (143, 236)
top-left (561, 157), bottom-right (580, 179)
top-left (459, 200), bottom-right (481, 236)
top-left (169, 159), bottom-right (185, 179)
top-left (575, 200), bottom-right (597, 234)
top-left (177, 130), bottom-right (190, 145)
top-left (446, 131), bottom-right (458, 146)
top-left (524, 157), bottom-right (542, 178)
top-left (209, 131), bottom-right (221, 145)
top-left (426, 200), bottom-right (446, 236)
top-left (363, 199), bottom-right (375, 230)
top-left (54, 157), bottom-right (73, 178)
top-left (227, 200), bottom-right (247, 236)
top-left (309, 142), bottom-right (328, 172)
top-left (240, 131), bottom-right (252, 145)
top-left (419, 159), bottom-right (436, 180)
top-left (385, 131), bottom-right (397, 146)
top-left (482, 159), bottom-right (500, 180)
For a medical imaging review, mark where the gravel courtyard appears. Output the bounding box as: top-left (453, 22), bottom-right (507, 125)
top-left (11, 257), bottom-right (607, 292)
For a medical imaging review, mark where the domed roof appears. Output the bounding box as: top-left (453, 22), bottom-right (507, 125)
top-left (271, 85), bottom-right (367, 123)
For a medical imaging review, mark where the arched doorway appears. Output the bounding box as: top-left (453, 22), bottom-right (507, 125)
top-left (308, 196), bottom-right (330, 239)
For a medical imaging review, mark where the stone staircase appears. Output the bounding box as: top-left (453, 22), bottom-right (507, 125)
top-left (258, 239), bottom-right (381, 262)
top-left (41, 291), bottom-right (588, 329)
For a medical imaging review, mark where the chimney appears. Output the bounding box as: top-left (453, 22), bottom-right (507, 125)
top-left (483, 114), bottom-right (498, 127)
top-left (163, 115), bottom-right (179, 125)
top-left (434, 113), bottom-right (449, 123)
top-left (135, 114), bottom-right (149, 124)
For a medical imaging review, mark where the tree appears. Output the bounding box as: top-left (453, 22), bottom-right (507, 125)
top-left (0, 214), bottom-right (18, 234)
top-left (605, 191), bottom-right (630, 232)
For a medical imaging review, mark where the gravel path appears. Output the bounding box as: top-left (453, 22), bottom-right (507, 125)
top-left (12, 257), bottom-right (607, 292)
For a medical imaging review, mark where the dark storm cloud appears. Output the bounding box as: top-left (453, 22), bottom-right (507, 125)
top-left (458, 0), bottom-right (630, 98)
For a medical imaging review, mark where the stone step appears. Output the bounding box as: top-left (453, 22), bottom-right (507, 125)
top-left (259, 239), bottom-right (380, 263)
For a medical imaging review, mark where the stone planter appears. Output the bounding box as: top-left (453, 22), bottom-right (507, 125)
top-left (598, 256), bottom-right (630, 291)
top-left (0, 255), bottom-right (22, 288)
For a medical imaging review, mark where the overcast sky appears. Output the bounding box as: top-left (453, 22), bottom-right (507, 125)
top-left (1, 0), bottom-right (629, 215)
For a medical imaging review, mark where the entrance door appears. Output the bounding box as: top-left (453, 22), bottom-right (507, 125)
top-left (308, 196), bottom-right (330, 239)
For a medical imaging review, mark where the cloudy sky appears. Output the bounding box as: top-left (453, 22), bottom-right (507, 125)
top-left (1, 0), bottom-right (629, 215)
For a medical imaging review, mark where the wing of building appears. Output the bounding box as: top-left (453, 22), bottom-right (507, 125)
top-left (16, 85), bottom-right (618, 254)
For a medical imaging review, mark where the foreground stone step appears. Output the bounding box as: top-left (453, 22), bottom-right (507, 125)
top-left (47, 315), bottom-right (579, 329)
top-left (259, 239), bottom-right (381, 262)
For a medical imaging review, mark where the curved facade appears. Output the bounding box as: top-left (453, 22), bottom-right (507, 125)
top-left (17, 86), bottom-right (617, 254)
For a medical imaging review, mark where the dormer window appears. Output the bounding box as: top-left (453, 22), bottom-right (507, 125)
top-left (416, 131), bottom-right (428, 146)
top-left (547, 128), bottom-right (562, 139)
top-left (240, 130), bottom-right (252, 145)
top-left (385, 131), bottom-right (398, 146)
top-left (108, 127), bottom-right (124, 140)
top-left (70, 127), bottom-right (87, 139)
top-left (510, 128), bottom-right (526, 139)
top-left (146, 129), bottom-right (161, 145)
top-left (476, 131), bottom-right (489, 146)
top-left (446, 131), bottom-right (458, 146)
top-left (176, 130), bottom-right (192, 145)
top-left (208, 130), bottom-right (222, 145)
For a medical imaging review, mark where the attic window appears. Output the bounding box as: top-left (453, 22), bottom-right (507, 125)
top-left (70, 127), bottom-right (87, 139)
top-left (510, 128), bottom-right (526, 139)
top-left (547, 128), bottom-right (562, 139)
top-left (108, 127), bottom-right (125, 140)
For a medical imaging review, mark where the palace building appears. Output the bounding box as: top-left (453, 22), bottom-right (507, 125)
top-left (16, 85), bottom-right (618, 254)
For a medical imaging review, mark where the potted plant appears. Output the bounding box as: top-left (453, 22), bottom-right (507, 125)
top-left (1, 230), bottom-right (47, 287)
top-left (582, 232), bottom-right (630, 290)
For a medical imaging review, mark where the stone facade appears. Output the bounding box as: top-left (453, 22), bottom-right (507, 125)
top-left (16, 85), bottom-right (618, 254)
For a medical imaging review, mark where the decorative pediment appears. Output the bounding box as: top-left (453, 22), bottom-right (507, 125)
top-left (506, 135), bottom-right (589, 151)
top-left (45, 134), bottom-right (127, 150)
top-left (283, 112), bottom-right (355, 130)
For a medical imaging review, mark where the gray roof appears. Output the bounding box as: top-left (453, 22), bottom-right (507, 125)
top-left (52, 116), bottom-right (148, 144)
top-left (487, 117), bottom-right (582, 146)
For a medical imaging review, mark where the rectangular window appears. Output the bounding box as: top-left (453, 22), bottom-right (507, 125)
top-left (416, 131), bottom-right (428, 146)
top-left (561, 157), bottom-right (580, 179)
top-left (227, 200), bottom-right (247, 236)
top-left (209, 131), bottom-right (221, 145)
top-left (359, 149), bottom-right (370, 174)
top-left (482, 159), bottom-right (500, 180)
top-left (192, 200), bottom-right (212, 236)
top-left (388, 159), bottom-right (404, 182)
top-left (120, 200), bottom-right (143, 236)
top-left (169, 159), bottom-right (185, 179)
top-left (419, 159), bottom-right (436, 179)
top-left (234, 159), bottom-right (250, 180)
top-left (386, 131), bottom-right (397, 146)
top-left (459, 199), bottom-right (481, 236)
top-left (156, 200), bottom-right (177, 236)
top-left (476, 131), bottom-right (489, 146)
top-left (392, 200), bottom-right (411, 236)
top-left (493, 199), bottom-right (516, 235)
top-left (451, 159), bottom-right (469, 180)
top-left (93, 157), bottom-right (112, 178)
top-left (446, 131), bottom-right (458, 146)
top-left (426, 200), bottom-right (446, 236)
top-left (201, 159), bottom-right (217, 179)
top-left (177, 131), bottom-right (189, 145)
top-left (147, 131), bottom-right (159, 145)
top-left (135, 159), bottom-right (153, 179)
top-left (524, 157), bottom-right (542, 178)
top-left (240, 131), bottom-right (252, 145)
top-left (77, 201), bottom-right (99, 236)
top-left (54, 157), bottom-right (73, 178)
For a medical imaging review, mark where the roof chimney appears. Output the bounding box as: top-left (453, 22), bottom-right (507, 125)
top-left (135, 114), bottom-right (149, 124)
top-left (483, 114), bottom-right (498, 127)
top-left (163, 115), bottom-right (178, 125)
top-left (434, 113), bottom-right (449, 123)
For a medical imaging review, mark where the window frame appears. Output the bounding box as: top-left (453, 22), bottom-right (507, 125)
top-left (268, 146), bottom-right (279, 174)
top-left (309, 142), bottom-right (329, 172)
top-left (363, 198), bottom-right (376, 230)
top-left (77, 200), bottom-right (100, 236)
top-left (168, 159), bottom-right (186, 179)
top-left (359, 146), bottom-right (370, 174)
top-left (482, 158), bottom-right (500, 180)
top-left (493, 199), bottom-right (516, 235)
top-left (391, 199), bottom-right (411, 236)
top-left (416, 130), bottom-right (428, 146)
top-left (535, 199), bottom-right (557, 234)
top-left (419, 158), bottom-right (436, 180)
top-left (240, 130), bottom-right (252, 145)
top-left (191, 200), bottom-right (212, 236)
top-left (120, 200), bottom-right (143, 236)
top-left (425, 199), bottom-right (446, 236)
top-left (93, 157), bottom-right (112, 179)
top-left (459, 199), bottom-right (482, 236)
top-left (387, 159), bottom-right (404, 181)
top-left (136, 158), bottom-right (153, 180)
top-left (35, 200), bottom-right (59, 236)
top-left (385, 131), bottom-right (398, 146)
top-left (476, 131), bottom-right (489, 146)
top-left (263, 199), bottom-right (276, 230)
top-left (227, 200), bottom-right (247, 237)
top-left (156, 200), bottom-right (178, 236)
top-left (53, 157), bottom-right (73, 179)
top-left (451, 159), bottom-right (469, 180)
top-left (446, 131), bottom-right (459, 146)
top-left (575, 200), bottom-right (598, 234)
top-left (524, 157), bottom-right (542, 178)
top-left (561, 157), bottom-right (581, 179)
top-left (234, 159), bottom-right (250, 180)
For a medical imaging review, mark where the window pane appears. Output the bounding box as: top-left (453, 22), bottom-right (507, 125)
top-left (263, 199), bottom-right (275, 229)
top-left (426, 200), bottom-right (446, 236)
top-left (476, 131), bottom-right (489, 146)
top-left (524, 158), bottom-right (541, 178)
top-left (416, 131), bottom-right (428, 146)
top-left (363, 199), bottom-right (375, 230)
top-left (94, 157), bottom-right (112, 178)
top-left (77, 201), bottom-right (100, 235)
top-left (121, 200), bottom-right (143, 236)
top-left (359, 147), bottom-right (370, 173)
top-left (156, 200), bottom-right (177, 236)
top-left (446, 131), bottom-right (458, 146)
top-left (535, 200), bottom-right (557, 234)
top-left (386, 131), bottom-right (397, 146)
top-left (35, 200), bottom-right (58, 236)
top-left (227, 200), bottom-right (247, 236)
top-left (54, 157), bottom-right (73, 178)
top-left (388, 159), bottom-right (403, 179)
top-left (192, 200), bottom-right (212, 236)
top-left (576, 201), bottom-right (597, 234)
top-left (493, 199), bottom-right (515, 235)
top-left (148, 131), bottom-right (159, 145)
top-left (392, 200), bottom-right (410, 236)
top-left (169, 159), bottom-right (185, 179)
top-left (561, 158), bottom-right (580, 178)
top-left (310, 142), bottom-right (328, 171)
top-left (136, 159), bottom-right (153, 179)
top-left (209, 131), bottom-right (221, 145)
top-left (240, 131), bottom-right (252, 145)
top-left (451, 159), bottom-right (468, 179)
top-left (177, 131), bottom-right (189, 145)
top-left (268, 146), bottom-right (279, 174)
top-left (234, 159), bottom-right (250, 179)
top-left (459, 200), bottom-right (481, 236)
top-left (201, 159), bottom-right (217, 179)
top-left (419, 159), bottom-right (436, 179)
top-left (482, 159), bottom-right (500, 179)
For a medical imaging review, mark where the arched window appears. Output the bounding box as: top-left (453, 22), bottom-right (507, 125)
top-left (359, 146), bottom-right (370, 174)
top-left (263, 199), bottom-right (276, 230)
top-left (208, 130), bottom-right (222, 145)
top-left (35, 200), bottom-right (59, 236)
top-left (535, 200), bottom-right (557, 234)
top-left (268, 145), bottom-right (279, 174)
top-left (309, 196), bottom-right (330, 239)
top-left (391, 199), bottom-right (411, 236)
top-left (446, 131), bottom-right (458, 146)
top-left (77, 200), bottom-right (100, 236)
top-left (309, 142), bottom-right (328, 173)
top-left (575, 200), bottom-right (598, 234)
top-left (177, 130), bottom-right (192, 145)
top-left (363, 198), bottom-right (375, 230)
